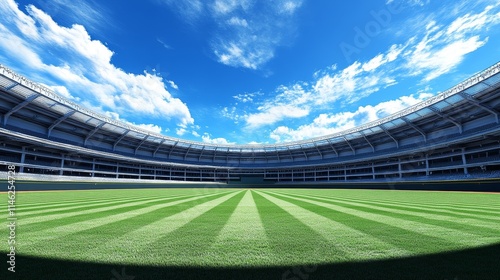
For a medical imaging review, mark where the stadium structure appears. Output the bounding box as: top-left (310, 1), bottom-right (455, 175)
top-left (1, 63), bottom-right (500, 189)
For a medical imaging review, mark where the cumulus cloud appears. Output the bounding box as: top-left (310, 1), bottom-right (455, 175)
top-left (135, 123), bottom-right (163, 134)
top-left (313, 45), bottom-right (404, 106)
top-left (227, 2), bottom-right (500, 136)
top-left (244, 83), bottom-right (311, 128)
top-left (0, 0), bottom-right (194, 130)
top-left (160, 0), bottom-right (304, 70)
top-left (103, 111), bottom-right (165, 134)
top-left (270, 92), bottom-right (433, 142)
top-left (202, 133), bottom-right (235, 144)
top-left (402, 5), bottom-right (500, 81)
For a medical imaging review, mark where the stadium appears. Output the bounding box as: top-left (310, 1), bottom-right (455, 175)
top-left (1, 62), bottom-right (500, 189)
top-left (1, 60), bottom-right (500, 280)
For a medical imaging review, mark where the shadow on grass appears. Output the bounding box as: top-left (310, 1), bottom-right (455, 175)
top-left (3, 243), bottom-right (500, 280)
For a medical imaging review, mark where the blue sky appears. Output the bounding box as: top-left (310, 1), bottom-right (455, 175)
top-left (1, 0), bottom-right (500, 145)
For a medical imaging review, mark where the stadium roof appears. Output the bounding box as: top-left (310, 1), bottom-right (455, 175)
top-left (1, 61), bottom-right (500, 155)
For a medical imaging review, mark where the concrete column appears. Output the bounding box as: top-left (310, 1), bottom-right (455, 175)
top-left (60, 154), bottom-right (64, 175)
top-left (20, 147), bottom-right (26, 173)
top-left (398, 158), bottom-right (402, 178)
top-left (462, 148), bottom-right (468, 175)
top-left (425, 154), bottom-right (429, 176)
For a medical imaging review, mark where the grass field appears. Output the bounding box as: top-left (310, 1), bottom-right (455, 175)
top-left (1, 187), bottom-right (500, 279)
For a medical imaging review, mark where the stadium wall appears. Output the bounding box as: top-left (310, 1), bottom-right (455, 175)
top-left (1, 63), bottom-right (500, 190)
top-left (1, 178), bottom-right (499, 191)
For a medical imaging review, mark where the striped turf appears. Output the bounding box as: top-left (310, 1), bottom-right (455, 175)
top-left (1, 188), bottom-right (499, 269)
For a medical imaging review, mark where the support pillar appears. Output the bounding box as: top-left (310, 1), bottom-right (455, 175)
top-left (398, 158), bottom-right (402, 179)
top-left (60, 154), bottom-right (64, 176)
top-left (20, 147), bottom-right (25, 173)
top-left (462, 148), bottom-right (468, 175)
top-left (425, 154), bottom-right (429, 176)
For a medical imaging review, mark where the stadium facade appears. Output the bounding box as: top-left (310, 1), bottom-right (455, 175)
top-left (1, 63), bottom-right (500, 187)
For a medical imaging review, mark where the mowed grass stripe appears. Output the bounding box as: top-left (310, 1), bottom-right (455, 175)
top-left (142, 191), bottom-right (245, 267)
top-left (205, 190), bottom-right (276, 266)
top-left (252, 191), bottom-right (339, 266)
top-left (16, 193), bottom-right (192, 227)
top-left (11, 190), bottom-right (156, 207)
top-left (273, 190), bottom-right (500, 221)
top-left (11, 194), bottom-right (175, 219)
top-left (255, 191), bottom-right (410, 262)
top-left (8, 195), bottom-right (131, 210)
top-left (311, 193), bottom-right (500, 222)
top-left (9, 189), bottom-right (211, 208)
top-left (261, 191), bottom-right (472, 255)
top-left (17, 191), bottom-right (230, 226)
top-left (80, 191), bottom-right (243, 265)
top-left (16, 192), bottom-right (230, 234)
top-left (272, 189), bottom-right (500, 213)
top-left (6, 189), bottom-right (224, 213)
top-left (9, 194), bottom-right (128, 207)
top-left (17, 191), bottom-right (234, 248)
top-left (11, 191), bottom-right (171, 211)
top-left (19, 191), bottom-right (238, 259)
top-left (311, 191), bottom-right (500, 222)
top-left (264, 191), bottom-right (494, 248)
top-left (275, 191), bottom-right (500, 233)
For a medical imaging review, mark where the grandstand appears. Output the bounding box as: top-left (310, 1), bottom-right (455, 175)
top-left (1, 62), bottom-right (500, 188)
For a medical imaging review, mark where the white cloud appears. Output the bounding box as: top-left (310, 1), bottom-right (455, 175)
top-left (401, 5), bottom-right (500, 82)
top-left (157, 38), bottom-right (172, 50)
top-left (162, 0), bottom-right (304, 69)
top-left (0, 0), bottom-right (194, 130)
top-left (270, 92), bottom-right (432, 143)
top-left (213, 0), bottom-right (252, 14)
top-left (385, 0), bottom-right (430, 6)
top-left (202, 133), bottom-right (234, 144)
top-left (221, 106), bottom-right (243, 123)
top-left (34, 0), bottom-right (109, 33)
top-left (227, 16), bottom-right (248, 27)
top-left (135, 124), bottom-right (163, 134)
top-left (176, 127), bottom-right (187, 136)
top-left (244, 83), bottom-right (311, 128)
top-left (167, 80), bottom-right (179, 90)
top-left (233, 92), bottom-right (259, 103)
top-left (159, 0), bottom-right (204, 21)
top-left (246, 104), bottom-right (309, 128)
top-left (313, 43), bottom-right (407, 106)
top-left (102, 111), bottom-right (165, 134)
top-left (280, 1), bottom-right (303, 15)
top-left (46, 84), bottom-right (80, 101)
top-left (235, 3), bottom-right (500, 133)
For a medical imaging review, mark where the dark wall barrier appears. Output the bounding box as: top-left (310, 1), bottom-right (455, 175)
top-left (1, 179), bottom-right (499, 192)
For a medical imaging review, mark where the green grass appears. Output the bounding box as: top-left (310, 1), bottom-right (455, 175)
top-left (1, 188), bottom-right (500, 279)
